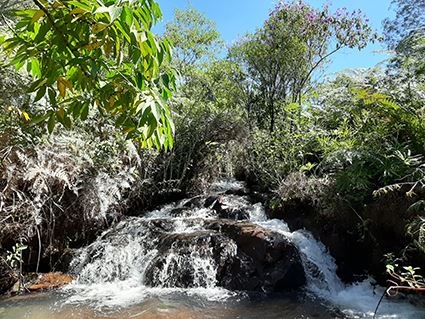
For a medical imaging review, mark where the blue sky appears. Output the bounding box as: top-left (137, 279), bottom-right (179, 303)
top-left (156, 0), bottom-right (395, 75)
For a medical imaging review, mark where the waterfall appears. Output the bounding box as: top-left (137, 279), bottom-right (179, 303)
top-left (257, 219), bottom-right (422, 318)
top-left (63, 180), bottom-right (424, 318)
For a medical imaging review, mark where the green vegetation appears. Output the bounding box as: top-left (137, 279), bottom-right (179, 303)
top-left (1, 0), bottom-right (174, 148)
top-left (0, 0), bottom-right (424, 294)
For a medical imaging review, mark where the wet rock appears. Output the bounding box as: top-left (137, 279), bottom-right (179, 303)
top-left (0, 258), bottom-right (17, 294)
top-left (204, 195), bottom-right (219, 208)
top-left (27, 272), bottom-right (73, 291)
top-left (205, 196), bottom-right (250, 220)
top-left (70, 197), bottom-right (305, 293)
top-left (145, 232), bottom-right (234, 288)
top-left (144, 220), bottom-right (305, 292)
top-left (206, 220), bottom-right (306, 291)
top-left (247, 191), bottom-right (270, 205)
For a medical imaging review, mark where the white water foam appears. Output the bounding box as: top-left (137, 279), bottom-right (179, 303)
top-left (63, 282), bottom-right (237, 309)
top-left (258, 219), bottom-right (425, 319)
top-left (64, 188), bottom-right (424, 318)
top-left (248, 202), bottom-right (268, 222)
top-left (209, 179), bottom-right (246, 193)
top-left (66, 209), bottom-right (238, 308)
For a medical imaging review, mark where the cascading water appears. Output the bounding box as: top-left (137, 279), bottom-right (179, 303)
top-left (5, 179), bottom-right (421, 318)
top-left (58, 179), bottom-right (425, 318)
top-left (258, 219), bottom-right (423, 318)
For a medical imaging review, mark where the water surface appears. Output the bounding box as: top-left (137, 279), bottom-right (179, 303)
top-left (0, 291), bottom-right (342, 319)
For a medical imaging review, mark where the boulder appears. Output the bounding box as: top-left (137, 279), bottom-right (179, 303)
top-left (144, 220), bottom-right (305, 292)
top-left (144, 231), bottom-right (235, 288)
top-left (224, 187), bottom-right (249, 196)
top-left (206, 220), bottom-right (306, 291)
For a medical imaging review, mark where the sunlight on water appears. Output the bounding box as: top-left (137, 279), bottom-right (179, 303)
top-left (1, 180), bottom-right (423, 319)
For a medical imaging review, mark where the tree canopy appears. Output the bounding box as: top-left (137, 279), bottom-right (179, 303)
top-left (230, 1), bottom-right (379, 132)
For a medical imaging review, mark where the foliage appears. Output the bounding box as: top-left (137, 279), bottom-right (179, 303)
top-left (5, 243), bottom-right (27, 269)
top-left (0, 117), bottom-right (161, 271)
top-left (0, 0), bottom-right (33, 21)
top-left (0, 0), bottom-right (175, 149)
top-left (384, 0), bottom-right (425, 85)
top-left (158, 8), bottom-right (246, 192)
top-left (383, 0), bottom-right (425, 51)
top-left (386, 263), bottom-right (425, 295)
top-left (160, 62), bottom-right (246, 191)
top-left (277, 172), bottom-right (331, 208)
top-left (244, 126), bottom-right (316, 189)
top-left (314, 72), bottom-right (425, 201)
top-left (230, 0), bottom-right (378, 132)
top-left (164, 6), bottom-right (222, 72)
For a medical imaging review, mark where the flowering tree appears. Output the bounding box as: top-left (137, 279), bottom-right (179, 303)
top-left (231, 0), bottom-right (379, 132)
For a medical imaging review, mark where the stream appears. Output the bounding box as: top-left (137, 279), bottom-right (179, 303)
top-left (0, 180), bottom-right (424, 319)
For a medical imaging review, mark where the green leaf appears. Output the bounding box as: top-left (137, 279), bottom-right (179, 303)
top-left (28, 78), bottom-right (48, 93)
top-left (80, 103), bottom-right (89, 120)
top-left (48, 112), bottom-right (56, 134)
top-left (30, 58), bottom-right (42, 78)
top-left (47, 87), bottom-right (56, 105)
top-left (145, 113), bottom-right (157, 138)
top-left (135, 71), bottom-right (145, 89)
top-left (63, 115), bottom-right (72, 129)
top-left (150, 102), bottom-right (160, 122)
top-left (68, 1), bottom-right (93, 12)
top-left (14, 9), bottom-right (38, 18)
top-left (30, 113), bottom-right (50, 125)
top-left (34, 22), bottom-right (50, 42)
top-left (3, 0), bottom-right (174, 149)
top-left (114, 20), bottom-right (131, 43)
top-left (34, 85), bottom-right (46, 103)
top-left (121, 6), bottom-right (134, 26)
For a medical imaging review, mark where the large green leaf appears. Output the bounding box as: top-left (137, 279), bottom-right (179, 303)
top-left (1, 0), bottom-right (175, 149)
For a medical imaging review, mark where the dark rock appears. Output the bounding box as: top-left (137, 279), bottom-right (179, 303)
top-left (206, 220), bottom-right (306, 291)
top-left (144, 220), bottom-right (305, 292)
top-left (71, 208), bottom-right (305, 293)
top-left (145, 231), bottom-right (234, 288)
top-left (0, 257), bottom-right (17, 294)
top-left (269, 189), bottom-right (425, 284)
top-left (204, 195), bottom-right (219, 208)
top-left (248, 191), bottom-right (271, 205)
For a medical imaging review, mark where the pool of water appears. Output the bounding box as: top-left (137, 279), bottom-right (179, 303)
top-left (0, 291), bottom-right (342, 319)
